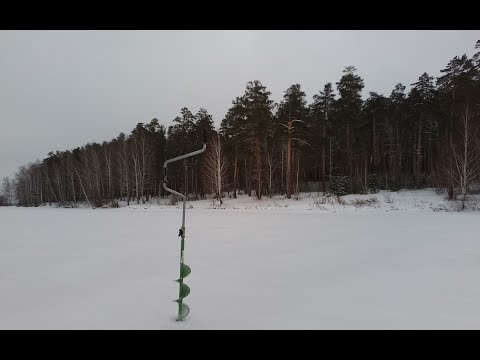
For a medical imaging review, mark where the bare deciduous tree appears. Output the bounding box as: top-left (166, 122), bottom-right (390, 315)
top-left (265, 148), bottom-right (277, 198)
top-left (449, 104), bottom-right (480, 209)
top-left (1, 177), bottom-right (14, 205)
top-left (203, 132), bottom-right (228, 204)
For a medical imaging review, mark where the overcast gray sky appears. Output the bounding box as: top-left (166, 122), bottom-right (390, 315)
top-left (1, 30), bottom-right (479, 181)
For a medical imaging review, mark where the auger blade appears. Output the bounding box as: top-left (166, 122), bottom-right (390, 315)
top-left (177, 264), bottom-right (191, 280)
top-left (173, 282), bottom-right (190, 301)
top-left (178, 282), bottom-right (190, 299)
top-left (176, 303), bottom-right (190, 321)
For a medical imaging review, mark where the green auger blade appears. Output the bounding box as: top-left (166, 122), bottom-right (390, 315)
top-left (175, 264), bottom-right (191, 281)
top-left (178, 282), bottom-right (190, 299)
top-left (176, 303), bottom-right (190, 321)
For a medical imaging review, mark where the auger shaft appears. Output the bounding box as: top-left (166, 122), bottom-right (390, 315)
top-left (163, 130), bottom-right (207, 321)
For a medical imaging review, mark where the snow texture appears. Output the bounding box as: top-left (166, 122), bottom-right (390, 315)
top-left (1, 189), bottom-right (480, 329)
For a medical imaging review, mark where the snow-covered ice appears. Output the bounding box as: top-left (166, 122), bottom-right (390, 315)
top-left (1, 189), bottom-right (480, 329)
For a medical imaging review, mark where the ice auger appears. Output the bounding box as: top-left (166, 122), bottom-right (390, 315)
top-left (163, 129), bottom-right (207, 321)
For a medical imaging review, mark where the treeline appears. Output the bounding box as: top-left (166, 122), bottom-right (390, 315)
top-left (13, 110), bottom-right (214, 207)
top-left (10, 41), bottom-right (480, 207)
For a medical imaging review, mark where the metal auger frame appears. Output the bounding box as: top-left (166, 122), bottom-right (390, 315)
top-left (163, 130), bottom-right (207, 321)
